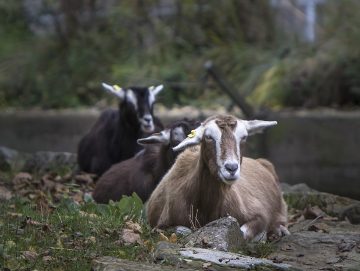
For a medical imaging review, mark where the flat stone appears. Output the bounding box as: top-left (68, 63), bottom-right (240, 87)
top-left (183, 216), bottom-right (245, 252)
top-left (269, 220), bottom-right (360, 271)
top-left (91, 256), bottom-right (195, 271)
top-left (154, 241), bottom-right (296, 270)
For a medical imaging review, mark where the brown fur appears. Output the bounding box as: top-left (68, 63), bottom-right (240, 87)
top-left (92, 119), bottom-right (198, 203)
top-left (147, 115), bottom-right (288, 240)
top-left (256, 158), bottom-right (280, 182)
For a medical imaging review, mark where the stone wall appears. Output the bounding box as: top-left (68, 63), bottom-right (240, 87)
top-left (265, 110), bottom-right (360, 199)
top-left (0, 109), bottom-right (359, 199)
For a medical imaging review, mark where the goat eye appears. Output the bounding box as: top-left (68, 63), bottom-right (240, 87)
top-left (205, 135), bottom-right (213, 141)
top-left (241, 136), bottom-right (247, 142)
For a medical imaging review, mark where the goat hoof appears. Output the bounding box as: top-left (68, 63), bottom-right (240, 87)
top-left (277, 225), bottom-right (290, 237)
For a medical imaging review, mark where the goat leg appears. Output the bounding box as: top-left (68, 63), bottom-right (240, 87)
top-left (240, 215), bottom-right (267, 241)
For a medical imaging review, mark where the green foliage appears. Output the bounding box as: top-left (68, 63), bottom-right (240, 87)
top-left (0, 0), bottom-right (275, 109)
top-left (1, 0), bottom-right (360, 109)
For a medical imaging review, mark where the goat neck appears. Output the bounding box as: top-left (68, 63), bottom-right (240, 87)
top-left (186, 146), bottom-right (229, 226)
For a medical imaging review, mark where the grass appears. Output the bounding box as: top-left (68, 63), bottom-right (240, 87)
top-left (0, 167), bottom-right (288, 270)
top-left (0, 194), bottom-right (156, 271)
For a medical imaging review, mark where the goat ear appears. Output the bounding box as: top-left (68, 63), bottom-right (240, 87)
top-left (244, 120), bottom-right (277, 135)
top-left (149, 84), bottom-right (164, 97)
top-left (173, 125), bottom-right (204, 152)
top-left (137, 130), bottom-right (170, 146)
top-left (102, 82), bottom-right (125, 100)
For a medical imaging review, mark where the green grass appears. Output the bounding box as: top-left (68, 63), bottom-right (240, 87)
top-left (0, 194), bottom-right (156, 271)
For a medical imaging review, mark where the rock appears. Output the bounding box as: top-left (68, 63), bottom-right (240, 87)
top-left (282, 182), bottom-right (360, 223)
top-left (340, 204), bottom-right (360, 224)
top-left (92, 256), bottom-right (194, 271)
top-left (154, 241), bottom-right (296, 270)
top-left (183, 216), bottom-right (245, 252)
top-left (269, 219), bottom-right (360, 271)
top-left (174, 226), bottom-right (192, 237)
top-left (0, 146), bottom-right (28, 172)
top-left (22, 151), bottom-right (77, 173)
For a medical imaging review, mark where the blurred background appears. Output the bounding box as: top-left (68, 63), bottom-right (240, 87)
top-left (1, 0), bottom-right (360, 109)
top-left (0, 0), bottom-right (360, 198)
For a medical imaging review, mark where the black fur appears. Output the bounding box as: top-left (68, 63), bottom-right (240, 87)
top-left (92, 119), bottom-right (198, 203)
top-left (77, 86), bottom-right (163, 176)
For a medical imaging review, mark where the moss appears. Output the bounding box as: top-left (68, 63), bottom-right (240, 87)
top-left (284, 192), bottom-right (328, 210)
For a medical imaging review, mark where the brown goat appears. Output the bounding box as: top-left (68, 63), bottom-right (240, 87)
top-left (92, 119), bottom-right (198, 203)
top-left (146, 115), bottom-right (289, 241)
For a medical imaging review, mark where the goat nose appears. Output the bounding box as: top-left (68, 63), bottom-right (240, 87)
top-left (225, 163), bottom-right (238, 173)
top-left (143, 116), bottom-right (152, 123)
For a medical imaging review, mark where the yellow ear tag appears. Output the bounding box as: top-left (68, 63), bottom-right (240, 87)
top-left (187, 130), bottom-right (196, 138)
top-left (113, 85), bottom-right (121, 91)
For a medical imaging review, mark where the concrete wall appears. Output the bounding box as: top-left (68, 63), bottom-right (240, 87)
top-left (265, 110), bottom-right (360, 200)
top-left (0, 109), bottom-right (359, 199)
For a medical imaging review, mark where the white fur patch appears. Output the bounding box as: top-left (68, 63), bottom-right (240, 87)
top-left (126, 89), bottom-right (138, 110)
top-left (240, 224), bottom-right (249, 238)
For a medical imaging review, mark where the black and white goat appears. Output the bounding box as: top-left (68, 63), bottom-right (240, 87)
top-left (92, 119), bottom-right (198, 203)
top-left (77, 83), bottom-right (164, 176)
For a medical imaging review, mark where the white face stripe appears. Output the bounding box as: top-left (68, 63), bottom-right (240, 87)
top-left (234, 120), bottom-right (249, 159)
top-left (126, 89), bottom-right (138, 110)
top-left (204, 120), bottom-right (222, 169)
top-left (148, 89), bottom-right (155, 108)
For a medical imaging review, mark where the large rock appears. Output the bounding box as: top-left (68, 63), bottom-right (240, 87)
top-left (92, 256), bottom-right (195, 271)
top-left (22, 151), bottom-right (77, 173)
top-left (0, 146), bottom-right (78, 174)
top-left (281, 182), bottom-right (360, 224)
top-left (154, 241), bottom-right (296, 270)
top-left (183, 216), bottom-right (245, 252)
top-left (268, 220), bottom-right (360, 271)
top-left (0, 146), bottom-right (28, 172)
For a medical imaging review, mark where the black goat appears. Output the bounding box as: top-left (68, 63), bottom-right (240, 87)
top-left (92, 119), bottom-right (198, 203)
top-left (77, 83), bottom-right (164, 176)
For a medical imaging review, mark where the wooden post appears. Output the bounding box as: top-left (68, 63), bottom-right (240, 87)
top-left (204, 61), bottom-right (255, 118)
